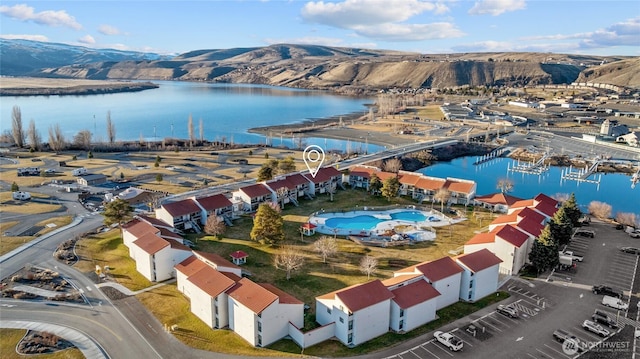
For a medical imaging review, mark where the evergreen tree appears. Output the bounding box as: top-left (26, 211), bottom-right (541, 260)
top-left (528, 225), bottom-right (559, 275)
top-left (549, 206), bottom-right (573, 247)
top-left (562, 193), bottom-right (582, 226)
top-left (11, 182), bottom-right (19, 192)
top-left (277, 156), bottom-right (296, 174)
top-left (381, 176), bottom-right (400, 202)
top-left (103, 198), bottom-right (133, 227)
top-left (368, 173), bottom-right (382, 195)
top-left (250, 203), bottom-right (285, 245)
top-left (257, 165), bottom-right (274, 182)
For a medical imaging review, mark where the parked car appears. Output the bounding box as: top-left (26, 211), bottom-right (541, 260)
top-left (552, 329), bottom-right (587, 352)
top-left (573, 229), bottom-right (595, 238)
top-left (592, 285), bottom-right (623, 299)
top-left (630, 232), bottom-right (640, 238)
top-left (497, 304), bottom-right (518, 318)
top-left (635, 327), bottom-right (639, 339)
top-left (620, 247), bottom-right (640, 255)
top-left (560, 250), bottom-right (583, 262)
top-left (615, 224), bottom-right (624, 230)
top-left (592, 310), bottom-right (619, 329)
top-left (582, 320), bottom-right (610, 337)
top-left (434, 331), bottom-right (463, 351)
top-left (602, 295), bottom-right (628, 310)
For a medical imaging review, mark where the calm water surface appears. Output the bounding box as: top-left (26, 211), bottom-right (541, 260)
top-left (0, 81), bottom-right (380, 152)
top-left (419, 156), bottom-right (639, 215)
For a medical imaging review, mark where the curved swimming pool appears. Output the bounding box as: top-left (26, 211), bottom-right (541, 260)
top-left (319, 210), bottom-right (439, 231)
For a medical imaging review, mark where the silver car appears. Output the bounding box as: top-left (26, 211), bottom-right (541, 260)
top-left (582, 320), bottom-right (610, 337)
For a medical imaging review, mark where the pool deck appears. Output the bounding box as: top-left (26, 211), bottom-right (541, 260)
top-left (309, 208), bottom-right (466, 238)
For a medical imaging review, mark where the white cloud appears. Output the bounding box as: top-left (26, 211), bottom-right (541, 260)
top-left (301, 0), bottom-right (460, 42)
top-left (98, 24), bottom-right (123, 36)
top-left (78, 35), bottom-right (95, 45)
top-left (0, 4), bottom-right (81, 30)
top-left (468, 0), bottom-right (526, 16)
top-left (0, 34), bottom-right (49, 42)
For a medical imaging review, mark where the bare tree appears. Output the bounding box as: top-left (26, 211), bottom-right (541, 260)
top-left (11, 105), bottom-right (25, 148)
top-left (204, 215), bottom-right (226, 237)
top-left (615, 212), bottom-right (637, 227)
top-left (435, 188), bottom-right (451, 213)
top-left (48, 124), bottom-right (66, 153)
top-left (188, 114), bottom-right (194, 148)
top-left (382, 158), bottom-right (402, 173)
top-left (552, 193), bottom-right (570, 202)
top-left (313, 236), bottom-right (338, 263)
top-left (359, 255), bottom-right (378, 279)
top-left (26, 119), bottom-right (41, 151)
top-left (106, 110), bottom-right (116, 145)
top-left (199, 118), bottom-right (204, 143)
top-left (496, 178), bottom-right (514, 193)
top-left (73, 130), bottom-right (92, 150)
top-left (274, 245), bottom-right (305, 280)
top-left (588, 201), bottom-right (612, 220)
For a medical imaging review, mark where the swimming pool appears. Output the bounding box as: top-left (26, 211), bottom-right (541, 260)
top-left (324, 211), bottom-right (433, 230)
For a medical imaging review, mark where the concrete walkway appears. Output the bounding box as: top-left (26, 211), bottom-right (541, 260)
top-left (1, 320), bottom-right (108, 359)
top-left (95, 279), bottom-right (176, 296)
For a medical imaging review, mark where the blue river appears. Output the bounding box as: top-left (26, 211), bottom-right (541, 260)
top-left (0, 81), bottom-right (381, 153)
top-left (419, 156), bottom-right (639, 216)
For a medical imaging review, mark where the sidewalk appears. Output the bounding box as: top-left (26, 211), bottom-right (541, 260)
top-left (1, 320), bottom-right (108, 359)
top-left (95, 278), bottom-right (176, 296)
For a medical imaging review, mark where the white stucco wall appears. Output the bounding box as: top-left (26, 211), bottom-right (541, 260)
top-left (228, 298), bottom-right (257, 346)
top-left (351, 300), bottom-right (391, 346)
top-left (155, 207), bottom-right (175, 228)
top-left (431, 273), bottom-right (461, 310)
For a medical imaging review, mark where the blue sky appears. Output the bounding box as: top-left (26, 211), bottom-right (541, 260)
top-left (1, 1), bottom-right (638, 56)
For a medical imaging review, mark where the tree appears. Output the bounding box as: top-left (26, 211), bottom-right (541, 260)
top-left (435, 188), bottom-right (450, 213)
top-left (275, 186), bottom-right (289, 209)
top-left (277, 156), bottom-right (296, 174)
top-left (359, 255), bottom-right (378, 279)
top-left (250, 203), bottom-right (284, 245)
top-left (528, 224), bottom-right (559, 275)
top-left (11, 105), bottom-right (25, 148)
top-left (257, 165), bottom-right (274, 182)
top-left (562, 193), bottom-right (582, 226)
top-left (11, 182), bottom-right (19, 192)
top-left (155, 173), bottom-right (163, 182)
top-left (615, 212), bottom-right (637, 227)
top-left (381, 176), bottom-right (400, 202)
top-left (48, 124), bottom-right (66, 152)
top-left (187, 113), bottom-right (195, 148)
top-left (106, 110), bottom-right (116, 145)
top-left (382, 158), bottom-right (402, 173)
top-left (26, 119), bottom-right (41, 151)
top-left (313, 236), bottom-right (338, 263)
top-left (120, 172), bottom-right (125, 180)
top-left (496, 178), bottom-right (514, 193)
top-left (73, 129), bottom-right (92, 150)
top-left (274, 245), bottom-right (305, 280)
top-left (588, 201), bottom-right (612, 220)
top-left (549, 206), bottom-right (573, 247)
top-left (103, 198), bottom-right (133, 227)
top-left (368, 173), bottom-right (382, 195)
top-left (204, 216), bottom-right (226, 237)
top-left (199, 118), bottom-right (204, 143)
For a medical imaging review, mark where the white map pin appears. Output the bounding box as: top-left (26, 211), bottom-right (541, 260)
top-left (303, 145), bottom-right (325, 178)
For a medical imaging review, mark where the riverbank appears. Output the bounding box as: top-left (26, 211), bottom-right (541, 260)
top-left (0, 78), bottom-right (159, 96)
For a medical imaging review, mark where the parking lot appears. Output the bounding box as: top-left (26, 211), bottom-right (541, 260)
top-left (380, 221), bottom-right (639, 359)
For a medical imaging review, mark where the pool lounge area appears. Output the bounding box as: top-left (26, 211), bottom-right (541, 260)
top-left (309, 207), bottom-right (460, 241)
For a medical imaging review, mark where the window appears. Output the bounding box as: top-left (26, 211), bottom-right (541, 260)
top-left (327, 307), bottom-right (332, 314)
top-left (399, 309), bottom-right (405, 317)
top-left (469, 280), bottom-right (474, 288)
top-left (468, 292), bottom-right (472, 300)
top-left (258, 322), bottom-right (262, 332)
top-left (348, 333), bottom-right (353, 344)
top-left (258, 335), bottom-right (262, 346)
top-left (399, 320), bottom-right (404, 330)
top-left (215, 317), bottom-right (219, 328)
top-left (339, 317), bottom-right (344, 323)
top-left (348, 320), bottom-right (353, 330)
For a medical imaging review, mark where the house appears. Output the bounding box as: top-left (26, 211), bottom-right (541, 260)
top-left (265, 173), bottom-right (311, 208)
top-left (196, 193), bottom-right (234, 225)
top-left (397, 171), bottom-right (422, 198)
top-left (76, 173), bottom-right (108, 186)
top-left (509, 193), bottom-right (558, 218)
top-left (300, 222), bottom-right (317, 236)
top-left (382, 275), bottom-right (440, 333)
top-left (316, 280), bottom-right (394, 346)
top-left (227, 278), bottom-right (304, 347)
top-left (413, 176), bottom-right (446, 202)
top-left (230, 250), bottom-right (248, 265)
top-left (346, 166), bottom-right (377, 189)
top-left (303, 166), bottom-right (342, 195)
top-left (443, 178), bottom-right (477, 205)
top-left (155, 198), bottom-right (203, 231)
top-left (492, 225), bottom-right (530, 275)
top-left (233, 183), bottom-right (273, 212)
top-left (393, 256), bottom-right (463, 309)
top-left (474, 193), bottom-right (523, 213)
top-left (455, 249), bottom-right (502, 302)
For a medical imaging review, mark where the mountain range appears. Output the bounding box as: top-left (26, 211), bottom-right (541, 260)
top-left (2, 39), bottom-right (638, 91)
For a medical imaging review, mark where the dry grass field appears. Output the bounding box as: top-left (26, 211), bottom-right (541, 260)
top-left (0, 329), bottom-right (84, 359)
top-left (0, 216), bottom-right (72, 255)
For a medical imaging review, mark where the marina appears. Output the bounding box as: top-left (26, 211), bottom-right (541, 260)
top-left (506, 153), bottom-right (550, 175)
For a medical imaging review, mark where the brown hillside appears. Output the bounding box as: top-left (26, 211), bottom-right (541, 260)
top-left (576, 58), bottom-right (640, 88)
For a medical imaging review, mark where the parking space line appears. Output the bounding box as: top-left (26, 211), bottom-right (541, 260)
top-left (411, 346), bottom-right (435, 359)
top-left (572, 325), bottom-right (601, 341)
top-left (535, 348), bottom-right (554, 358)
top-left (406, 349), bottom-right (422, 359)
top-left (450, 328), bottom-right (474, 347)
top-left (478, 319), bottom-right (502, 332)
top-left (455, 326), bottom-right (483, 343)
top-left (419, 345), bottom-right (441, 359)
top-left (525, 353), bottom-right (537, 359)
top-left (432, 342), bottom-right (454, 357)
top-left (543, 343), bottom-right (572, 358)
top-left (491, 312), bottom-right (519, 325)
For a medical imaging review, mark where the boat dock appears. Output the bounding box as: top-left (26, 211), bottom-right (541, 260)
top-left (507, 153), bottom-right (550, 175)
top-left (474, 148), bottom-right (508, 165)
top-left (561, 161), bottom-right (602, 185)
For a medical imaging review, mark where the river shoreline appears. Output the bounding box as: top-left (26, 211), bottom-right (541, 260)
top-left (0, 81), bottom-right (159, 96)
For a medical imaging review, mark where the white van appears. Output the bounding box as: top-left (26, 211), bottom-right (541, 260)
top-left (602, 295), bottom-right (628, 310)
top-left (12, 191), bottom-right (31, 201)
top-left (72, 167), bottom-right (88, 176)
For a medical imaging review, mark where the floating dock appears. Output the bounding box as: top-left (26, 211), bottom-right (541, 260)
top-left (474, 148), bottom-right (508, 165)
top-left (561, 161), bottom-right (602, 185)
top-left (507, 153), bottom-right (550, 175)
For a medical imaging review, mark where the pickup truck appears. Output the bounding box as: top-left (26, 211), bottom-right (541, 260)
top-left (434, 331), bottom-right (463, 351)
top-left (559, 250), bottom-right (583, 262)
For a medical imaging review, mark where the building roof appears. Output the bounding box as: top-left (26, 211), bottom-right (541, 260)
top-left (227, 278), bottom-right (279, 314)
top-left (122, 218), bottom-right (159, 238)
top-left (196, 194), bottom-right (232, 211)
top-left (162, 198), bottom-right (202, 217)
top-left (230, 250), bottom-right (248, 259)
top-left (398, 172), bottom-right (422, 186)
top-left (348, 166), bottom-right (376, 179)
top-left (158, 227), bottom-right (183, 241)
top-left (390, 279), bottom-right (441, 309)
top-left (132, 232), bottom-right (169, 255)
top-left (259, 283), bottom-right (303, 305)
top-left (175, 255), bottom-right (208, 277)
top-left (188, 265), bottom-right (237, 298)
top-left (534, 201), bottom-right (558, 217)
top-left (534, 193), bottom-right (558, 207)
top-left (510, 199), bottom-right (535, 209)
top-left (305, 166), bottom-right (341, 183)
top-left (167, 239), bottom-right (190, 251)
top-left (516, 217), bottom-right (545, 237)
top-left (456, 249), bottom-right (502, 273)
top-left (444, 179), bottom-right (475, 194)
top-left (495, 225), bottom-right (529, 248)
top-left (475, 193), bottom-right (523, 206)
top-left (381, 273), bottom-right (422, 287)
top-left (286, 173), bottom-right (310, 187)
top-left (414, 176), bottom-right (446, 191)
top-left (137, 215), bottom-right (173, 229)
top-left (301, 222), bottom-right (317, 229)
top-left (414, 256), bottom-right (464, 282)
top-left (194, 251), bottom-right (240, 271)
top-left (318, 280), bottom-right (394, 313)
top-left (266, 177), bottom-right (294, 191)
top-left (490, 213), bottom-right (518, 226)
top-left (515, 207), bottom-right (546, 224)
top-left (466, 232), bottom-right (496, 245)
top-left (240, 183), bottom-right (272, 198)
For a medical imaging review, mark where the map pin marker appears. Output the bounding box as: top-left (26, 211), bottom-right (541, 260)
top-left (303, 145), bottom-right (325, 178)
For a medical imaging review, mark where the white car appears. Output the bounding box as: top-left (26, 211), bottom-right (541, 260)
top-left (602, 295), bottom-right (628, 310)
top-left (434, 331), bottom-right (463, 351)
top-left (635, 327), bottom-right (640, 339)
top-left (582, 320), bottom-right (610, 337)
